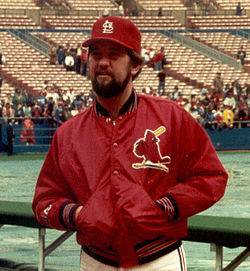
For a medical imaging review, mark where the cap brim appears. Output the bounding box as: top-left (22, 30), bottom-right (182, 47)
top-left (82, 37), bottom-right (134, 51)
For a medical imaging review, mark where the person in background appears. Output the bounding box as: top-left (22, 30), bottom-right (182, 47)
top-left (0, 75), bottom-right (3, 91)
top-left (57, 45), bottom-right (65, 65)
top-left (49, 46), bottom-right (57, 65)
top-left (157, 68), bottom-right (167, 96)
top-left (76, 43), bottom-right (82, 74)
top-left (213, 72), bottom-right (224, 98)
top-left (20, 116), bottom-right (35, 145)
top-left (6, 119), bottom-right (15, 156)
top-left (0, 45), bottom-right (2, 64)
top-left (236, 2), bottom-right (244, 15)
top-left (64, 51), bottom-right (75, 71)
top-left (32, 16), bottom-right (228, 271)
top-left (237, 45), bottom-right (246, 66)
top-left (154, 47), bottom-right (165, 71)
top-left (118, 2), bottom-right (125, 16)
top-left (223, 104), bottom-right (234, 128)
top-left (158, 7), bottom-right (163, 16)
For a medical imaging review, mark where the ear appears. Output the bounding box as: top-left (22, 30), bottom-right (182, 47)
top-left (131, 62), bottom-right (142, 77)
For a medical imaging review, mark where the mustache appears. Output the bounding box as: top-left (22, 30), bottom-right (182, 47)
top-left (95, 69), bottom-right (113, 76)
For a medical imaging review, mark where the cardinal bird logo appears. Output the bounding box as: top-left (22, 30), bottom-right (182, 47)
top-left (132, 126), bottom-right (171, 172)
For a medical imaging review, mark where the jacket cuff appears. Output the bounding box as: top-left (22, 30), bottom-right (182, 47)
top-left (155, 195), bottom-right (179, 221)
top-left (59, 202), bottom-right (80, 230)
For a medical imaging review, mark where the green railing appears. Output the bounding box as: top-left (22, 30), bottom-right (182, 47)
top-left (0, 201), bottom-right (249, 271)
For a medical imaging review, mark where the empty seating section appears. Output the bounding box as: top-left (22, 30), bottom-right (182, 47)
top-left (41, 16), bottom-right (97, 29)
top-left (33, 32), bottom-right (87, 51)
top-left (41, 16), bottom-right (185, 30)
top-left (185, 32), bottom-right (250, 64)
top-left (65, 0), bottom-right (116, 11)
top-left (0, 15), bottom-right (39, 29)
top-left (0, 0), bottom-right (39, 9)
top-left (214, 0), bottom-right (250, 10)
top-left (137, 0), bottom-right (187, 11)
top-left (0, 32), bottom-right (92, 97)
top-left (187, 15), bottom-right (250, 29)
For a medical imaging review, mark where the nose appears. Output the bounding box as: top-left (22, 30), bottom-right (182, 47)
top-left (98, 56), bottom-right (110, 67)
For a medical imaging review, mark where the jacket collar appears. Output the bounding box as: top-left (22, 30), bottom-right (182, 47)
top-left (95, 89), bottom-right (138, 117)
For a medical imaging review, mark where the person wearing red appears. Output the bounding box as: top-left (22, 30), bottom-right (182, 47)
top-left (32, 16), bottom-right (228, 271)
top-left (20, 116), bottom-right (35, 145)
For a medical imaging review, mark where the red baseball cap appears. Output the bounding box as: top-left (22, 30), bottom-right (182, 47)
top-left (82, 16), bottom-right (141, 55)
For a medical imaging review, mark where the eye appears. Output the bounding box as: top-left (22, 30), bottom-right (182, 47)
top-left (90, 51), bottom-right (102, 59)
top-left (109, 51), bottom-right (121, 59)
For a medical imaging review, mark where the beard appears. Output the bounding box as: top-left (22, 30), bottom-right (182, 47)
top-left (91, 66), bottom-right (131, 98)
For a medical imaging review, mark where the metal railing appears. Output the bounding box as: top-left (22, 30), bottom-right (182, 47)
top-left (8, 29), bottom-right (51, 57)
top-left (162, 30), bottom-right (242, 70)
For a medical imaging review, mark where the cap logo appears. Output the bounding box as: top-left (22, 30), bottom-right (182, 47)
top-left (102, 20), bottom-right (113, 34)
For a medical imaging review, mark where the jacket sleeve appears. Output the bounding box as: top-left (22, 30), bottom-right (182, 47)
top-left (32, 131), bottom-right (79, 231)
top-left (166, 109), bottom-right (228, 220)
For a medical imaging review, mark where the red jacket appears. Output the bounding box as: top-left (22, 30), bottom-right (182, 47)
top-left (32, 93), bottom-right (227, 267)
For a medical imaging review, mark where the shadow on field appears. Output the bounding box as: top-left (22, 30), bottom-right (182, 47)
top-left (0, 259), bottom-right (56, 271)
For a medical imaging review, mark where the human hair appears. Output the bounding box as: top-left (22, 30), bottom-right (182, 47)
top-left (126, 49), bottom-right (144, 81)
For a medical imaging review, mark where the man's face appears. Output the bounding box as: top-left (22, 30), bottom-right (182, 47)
top-left (88, 40), bottom-right (133, 98)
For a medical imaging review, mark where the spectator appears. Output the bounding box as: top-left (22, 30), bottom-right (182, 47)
top-left (31, 101), bottom-right (43, 123)
top-left (213, 72), bottom-right (224, 98)
top-left (224, 90), bottom-right (236, 111)
top-left (46, 96), bottom-right (55, 118)
top-left (141, 46), bottom-right (149, 66)
top-left (148, 48), bottom-right (156, 68)
top-left (47, 85), bottom-right (59, 104)
top-left (204, 107), bottom-right (215, 130)
top-left (171, 85), bottom-right (179, 101)
top-left (14, 104), bottom-right (25, 124)
top-left (241, 83), bottom-right (249, 97)
top-left (213, 108), bottom-right (223, 129)
top-left (176, 92), bottom-right (185, 106)
top-left (103, 8), bottom-right (110, 17)
top-left (71, 94), bottom-right (84, 110)
top-left (71, 105), bottom-right (79, 117)
top-left (76, 43), bottom-right (82, 74)
top-left (131, 5), bottom-right (139, 16)
top-left (0, 75), bottom-right (2, 91)
top-left (154, 47), bottom-right (165, 71)
top-left (55, 102), bottom-right (67, 125)
top-left (223, 104), bottom-right (234, 128)
top-left (67, 87), bottom-right (75, 104)
top-left (12, 89), bottom-right (26, 110)
top-left (189, 106), bottom-right (203, 125)
top-left (49, 46), bottom-right (57, 65)
top-left (2, 102), bottom-right (14, 123)
top-left (23, 102), bottom-right (31, 117)
top-left (237, 96), bottom-right (248, 122)
top-left (6, 119), bottom-right (15, 156)
top-left (158, 7), bottom-right (163, 16)
top-left (236, 2), bottom-right (244, 15)
top-left (0, 45), bottom-right (2, 64)
top-left (157, 68), bottom-right (167, 96)
top-left (237, 45), bottom-right (246, 66)
top-left (118, 2), bottom-right (124, 16)
top-left (36, 91), bottom-right (47, 113)
top-left (57, 45), bottom-right (65, 65)
top-left (4, 93), bottom-right (13, 107)
top-left (20, 116), bottom-right (35, 145)
top-left (64, 52), bottom-right (75, 71)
